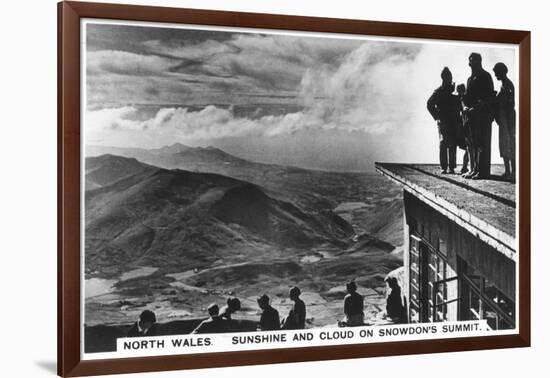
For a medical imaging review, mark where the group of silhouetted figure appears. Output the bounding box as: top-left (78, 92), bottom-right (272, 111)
top-left (126, 279), bottom-right (406, 337)
top-left (427, 53), bottom-right (516, 181)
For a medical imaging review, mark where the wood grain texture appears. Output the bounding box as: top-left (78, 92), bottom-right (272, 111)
top-left (58, 1), bottom-right (531, 376)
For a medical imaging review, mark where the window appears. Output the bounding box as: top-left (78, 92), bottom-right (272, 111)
top-left (430, 253), bottom-right (458, 322)
top-left (409, 235), bottom-right (421, 323)
top-left (439, 237), bottom-right (447, 257)
top-left (409, 234), bottom-right (458, 323)
top-left (459, 260), bottom-right (515, 330)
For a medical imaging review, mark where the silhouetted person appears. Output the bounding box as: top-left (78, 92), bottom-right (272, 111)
top-left (339, 281), bottom-right (364, 327)
top-left (127, 310), bottom-right (159, 337)
top-left (427, 67), bottom-right (461, 174)
top-left (493, 62), bottom-right (516, 181)
top-left (257, 294), bottom-right (280, 331)
top-left (281, 286), bottom-right (306, 330)
top-left (220, 297), bottom-right (241, 321)
top-left (460, 82), bottom-right (478, 177)
top-left (456, 84), bottom-right (472, 175)
top-left (385, 277), bottom-right (405, 323)
top-left (192, 303), bottom-right (230, 334)
top-left (463, 52), bottom-right (495, 179)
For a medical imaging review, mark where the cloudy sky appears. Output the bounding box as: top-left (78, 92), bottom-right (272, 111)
top-left (84, 22), bottom-right (517, 171)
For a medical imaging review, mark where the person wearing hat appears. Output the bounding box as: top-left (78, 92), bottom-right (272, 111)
top-left (492, 62), bottom-right (516, 181)
top-left (340, 281), bottom-right (364, 327)
top-left (257, 294), bottom-right (280, 331)
top-left (462, 52), bottom-right (495, 179)
top-left (281, 286), bottom-right (306, 330)
top-left (427, 67), bottom-right (461, 174)
top-left (191, 303), bottom-right (230, 334)
top-left (127, 309), bottom-right (159, 337)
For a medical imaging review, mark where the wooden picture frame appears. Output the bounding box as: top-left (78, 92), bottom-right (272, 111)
top-left (58, 1), bottom-right (530, 376)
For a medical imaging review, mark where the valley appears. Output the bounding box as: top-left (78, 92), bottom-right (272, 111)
top-left (84, 144), bottom-right (403, 329)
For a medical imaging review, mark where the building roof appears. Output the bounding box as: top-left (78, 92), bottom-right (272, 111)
top-left (375, 163), bottom-right (516, 261)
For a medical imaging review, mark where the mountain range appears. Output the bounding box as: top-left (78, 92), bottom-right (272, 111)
top-left (87, 143), bottom-right (402, 214)
top-left (85, 154), bottom-right (355, 274)
top-left (84, 144), bottom-right (403, 328)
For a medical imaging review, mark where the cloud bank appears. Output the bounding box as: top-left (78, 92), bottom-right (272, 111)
top-left (85, 23), bottom-right (517, 170)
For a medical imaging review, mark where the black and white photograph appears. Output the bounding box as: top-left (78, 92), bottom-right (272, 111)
top-left (81, 19), bottom-right (519, 358)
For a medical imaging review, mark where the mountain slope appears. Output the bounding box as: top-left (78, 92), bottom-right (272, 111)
top-left (86, 144), bottom-right (404, 245)
top-left (85, 155), bottom-right (355, 275)
top-left (85, 154), bottom-right (159, 190)
top-left (86, 143), bottom-right (191, 171)
top-left (83, 154), bottom-right (404, 331)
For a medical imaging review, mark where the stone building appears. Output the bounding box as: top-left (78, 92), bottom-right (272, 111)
top-left (376, 163), bottom-right (516, 330)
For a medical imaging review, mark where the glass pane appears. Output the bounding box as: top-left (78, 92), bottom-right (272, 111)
top-left (446, 263), bottom-right (457, 280)
top-left (484, 310), bottom-right (498, 330)
top-left (469, 291), bottom-right (481, 320)
top-left (429, 267), bottom-right (436, 283)
top-left (410, 308), bottom-right (419, 323)
top-left (439, 238), bottom-right (447, 256)
top-left (411, 269), bottom-right (418, 283)
top-left (410, 237), bottom-right (418, 251)
top-left (467, 275), bottom-right (481, 290)
top-left (483, 281), bottom-right (515, 319)
top-left (411, 259), bottom-right (419, 274)
top-left (438, 257), bottom-right (445, 280)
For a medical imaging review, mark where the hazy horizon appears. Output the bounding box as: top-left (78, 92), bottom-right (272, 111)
top-left (84, 21), bottom-right (517, 172)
